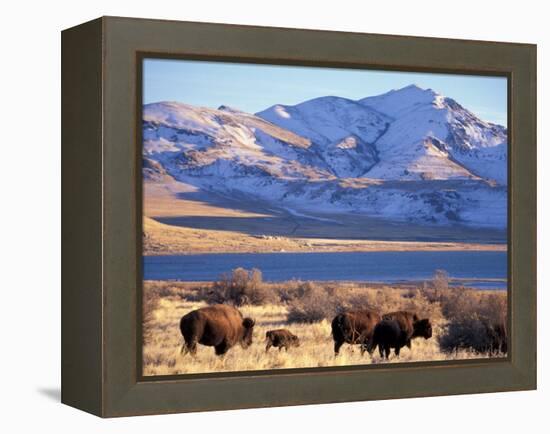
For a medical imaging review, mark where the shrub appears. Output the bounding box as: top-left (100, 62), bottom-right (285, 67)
top-left (439, 313), bottom-right (495, 353)
top-left (286, 282), bottom-right (344, 323)
top-left (438, 288), bottom-right (507, 354)
top-left (285, 282), bottom-right (439, 324)
top-left (419, 269), bottom-right (449, 303)
top-left (276, 279), bottom-right (308, 303)
top-left (209, 268), bottom-right (278, 306)
top-left (433, 269), bottom-right (449, 291)
top-left (345, 291), bottom-right (376, 311)
top-left (142, 288), bottom-right (160, 344)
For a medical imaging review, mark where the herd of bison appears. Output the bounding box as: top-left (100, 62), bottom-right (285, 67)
top-left (179, 304), bottom-right (440, 360)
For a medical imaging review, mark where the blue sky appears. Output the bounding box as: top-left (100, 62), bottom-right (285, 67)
top-left (143, 58), bottom-right (508, 126)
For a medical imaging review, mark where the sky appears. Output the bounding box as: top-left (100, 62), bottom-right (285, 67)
top-left (143, 58), bottom-right (508, 126)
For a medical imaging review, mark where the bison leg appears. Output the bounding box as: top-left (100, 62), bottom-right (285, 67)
top-left (364, 335), bottom-right (376, 356)
top-left (334, 340), bottom-right (344, 356)
top-left (383, 345), bottom-right (391, 359)
top-left (362, 333), bottom-right (376, 356)
top-left (394, 346), bottom-right (401, 357)
top-left (265, 342), bottom-right (272, 353)
top-left (187, 341), bottom-right (198, 356)
top-left (362, 341), bottom-right (375, 356)
top-left (406, 339), bottom-right (412, 349)
top-left (367, 341), bottom-right (376, 356)
top-left (181, 338), bottom-right (197, 356)
top-left (215, 341), bottom-right (229, 356)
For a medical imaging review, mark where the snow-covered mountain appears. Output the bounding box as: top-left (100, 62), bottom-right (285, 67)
top-left (143, 85), bottom-right (507, 228)
top-left (359, 85), bottom-right (507, 184)
top-left (256, 96), bottom-right (389, 177)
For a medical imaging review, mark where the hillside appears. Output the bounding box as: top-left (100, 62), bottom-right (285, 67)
top-left (142, 85), bottom-right (507, 229)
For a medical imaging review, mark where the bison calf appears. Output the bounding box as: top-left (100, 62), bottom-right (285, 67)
top-left (180, 304), bottom-right (255, 356)
top-left (265, 329), bottom-right (300, 352)
top-left (366, 317), bottom-right (433, 359)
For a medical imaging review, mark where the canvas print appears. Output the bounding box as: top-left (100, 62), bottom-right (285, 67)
top-left (141, 58), bottom-right (508, 376)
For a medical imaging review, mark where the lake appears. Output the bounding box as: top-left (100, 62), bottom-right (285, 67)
top-left (143, 251), bottom-right (507, 289)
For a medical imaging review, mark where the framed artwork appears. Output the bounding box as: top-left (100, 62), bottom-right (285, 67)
top-left (62, 16), bottom-right (536, 417)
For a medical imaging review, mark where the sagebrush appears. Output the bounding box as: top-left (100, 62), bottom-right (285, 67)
top-left (142, 269), bottom-right (507, 375)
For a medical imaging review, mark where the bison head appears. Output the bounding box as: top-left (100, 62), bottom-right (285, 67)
top-left (291, 334), bottom-right (301, 347)
top-left (413, 318), bottom-right (433, 339)
top-left (240, 317), bottom-right (256, 348)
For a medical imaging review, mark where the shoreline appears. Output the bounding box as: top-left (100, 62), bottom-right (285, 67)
top-left (144, 216), bottom-right (507, 256)
top-left (143, 278), bottom-right (507, 291)
top-left (143, 239), bottom-right (508, 256)
top-left (144, 244), bottom-right (508, 256)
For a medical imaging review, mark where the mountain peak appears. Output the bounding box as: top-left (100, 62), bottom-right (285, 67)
top-left (392, 84), bottom-right (439, 97)
top-left (217, 105), bottom-right (245, 113)
top-left (256, 95), bottom-right (390, 147)
top-left (359, 84), bottom-right (442, 118)
top-left (401, 83), bottom-right (424, 91)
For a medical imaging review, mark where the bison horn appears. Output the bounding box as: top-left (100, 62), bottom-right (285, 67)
top-left (243, 318), bottom-right (255, 328)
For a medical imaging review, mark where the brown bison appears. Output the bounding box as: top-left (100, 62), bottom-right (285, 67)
top-left (366, 317), bottom-right (433, 359)
top-left (379, 311), bottom-right (419, 351)
top-left (179, 304), bottom-right (255, 356)
top-left (331, 310), bottom-right (381, 355)
top-left (265, 329), bottom-right (300, 352)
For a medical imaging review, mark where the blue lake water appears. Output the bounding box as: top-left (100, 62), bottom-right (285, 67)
top-left (143, 251), bottom-right (507, 289)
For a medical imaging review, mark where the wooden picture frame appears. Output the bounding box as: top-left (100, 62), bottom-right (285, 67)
top-left (61, 16), bottom-right (536, 417)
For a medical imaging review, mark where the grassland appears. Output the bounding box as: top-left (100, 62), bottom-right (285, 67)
top-left (142, 279), bottom-right (506, 376)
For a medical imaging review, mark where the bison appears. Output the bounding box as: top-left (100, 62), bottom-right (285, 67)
top-left (331, 310), bottom-right (381, 355)
top-left (366, 317), bottom-right (433, 359)
top-left (380, 311), bottom-right (419, 351)
top-left (179, 304), bottom-right (255, 356)
top-left (265, 329), bottom-right (300, 352)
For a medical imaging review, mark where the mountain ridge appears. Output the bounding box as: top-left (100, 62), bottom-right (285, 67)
top-left (142, 85), bottom-right (507, 228)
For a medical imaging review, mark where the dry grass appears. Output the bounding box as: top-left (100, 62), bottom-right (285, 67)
top-left (143, 216), bottom-right (505, 256)
top-left (142, 280), bottom-right (506, 376)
